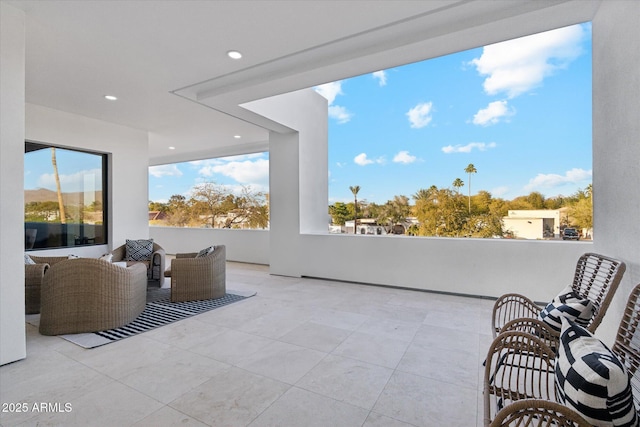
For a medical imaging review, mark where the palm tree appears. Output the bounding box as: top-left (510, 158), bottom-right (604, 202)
top-left (349, 185), bottom-right (360, 234)
top-left (464, 163), bottom-right (477, 214)
top-left (51, 147), bottom-right (66, 223)
top-left (452, 178), bottom-right (464, 195)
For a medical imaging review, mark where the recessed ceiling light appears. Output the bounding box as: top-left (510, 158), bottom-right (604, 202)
top-left (104, 95), bottom-right (117, 101)
top-left (234, 135), bottom-right (241, 139)
top-left (168, 146), bottom-right (175, 150)
top-left (227, 50), bottom-right (242, 59)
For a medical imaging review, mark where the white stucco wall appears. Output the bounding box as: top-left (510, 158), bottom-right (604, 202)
top-left (1, 2), bottom-right (27, 365)
top-left (149, 227), bottom-right (269, 265)
top-left (590, 0), bottom-right (640, 344)
top-left (242, 89), bottom-right (329, 276)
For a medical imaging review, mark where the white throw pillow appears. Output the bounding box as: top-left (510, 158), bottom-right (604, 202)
top-left (24, 253), bottom-right (36, 265)
top-left (99, 253), bottom-right (113, 263)
top-left (538, 285), bottom-right (595, 332)
top-left (196, 245), bottom-right (216, 258)
top-left (555, 317), bottom-right (638, 426)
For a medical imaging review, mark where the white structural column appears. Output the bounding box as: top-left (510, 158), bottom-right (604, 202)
top-left (242, 89), bottom-right (329, 276)
top-left (591, 0), bottom-right (640, 344)
top-left (0, 3), bottom-right (27, 365)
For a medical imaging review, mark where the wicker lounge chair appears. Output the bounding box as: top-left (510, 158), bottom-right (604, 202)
top-left (491, 252), bottom-right (626, 350)
top-left (39, 258), bottom-right (147, 335)
top-left (25, 255), bottom-right (68, 314)
top-left (111, 241), bottom-right (166, 285)
top-left (484, 283), bottom-right (640, 426)
top-left (166, 245), bottom-right (226, 303)
top-left (488, 399), bottom-right (591, 427)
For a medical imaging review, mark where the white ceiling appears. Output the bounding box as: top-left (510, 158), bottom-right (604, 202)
top-left (7, 0), bottom-right (600, 165)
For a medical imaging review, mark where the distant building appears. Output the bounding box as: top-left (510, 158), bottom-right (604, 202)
top-left (502, 209), bottom-right (564, 239)
top-left (342, 217), bottom-right (419, 235)
top-left (345, 219), bottom-right (388, 235)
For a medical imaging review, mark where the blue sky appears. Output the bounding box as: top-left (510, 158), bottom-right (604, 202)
top-left (25, 147), bottom-right (103, 193)
top-left (322, 23), bottom-right (592, 204)
top-left (148, 153), bottom-right (270, 203)
top-left (26, 23), bottom-right (592, 207)
top-left (149, 22), bottom-right (591, 206)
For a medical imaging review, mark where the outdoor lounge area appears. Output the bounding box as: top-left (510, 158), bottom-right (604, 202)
top-left (2, 261), bottom-right (495, 426)
top-left (1, 1), bottom-right (639, 426)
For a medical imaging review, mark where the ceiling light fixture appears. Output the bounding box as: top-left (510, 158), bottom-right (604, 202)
top-left (234, 135), bottom-right (241, 139)
top-left (104, 95), bottom-right (117, 101)
top-left (227, 50), bottom-right (242, 59)
top-left (169, 146), bottom-right (175, 150)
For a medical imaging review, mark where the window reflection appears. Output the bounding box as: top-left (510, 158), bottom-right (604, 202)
top-left (24, 141), bottom-right (108, 249)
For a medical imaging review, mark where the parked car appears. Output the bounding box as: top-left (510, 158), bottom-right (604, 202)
top-left (562, 228), bottom-right (580, 240)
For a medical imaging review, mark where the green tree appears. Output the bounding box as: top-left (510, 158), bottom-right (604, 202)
top-left (221, 186), bottom-right (269, 229)
top-left (190, 182), bottom-right (229, 227)
top-left (377, 195), bottom-right (411, 234)
top-left (329, 202), bottom-right (350, 225)
top-left (566, 185), bottom-right (593, 236)
top-left (148, 200), bottom-right (168, 212)
top-left (413, 186), bottom-right (465, 237)
top-left (526, 191), bottom-right (546, 209)
top-left (464, 163), bottom-right (477, 214)
top-left (166, 194), bottom-right (191, 226)
top-left (452, 178), bottom-right (464, 195)
top-left (349, 185), bottom-right (360, 234)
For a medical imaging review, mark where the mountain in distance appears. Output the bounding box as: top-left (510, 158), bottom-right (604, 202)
top-left (24, 188), bottom-right (103, 205)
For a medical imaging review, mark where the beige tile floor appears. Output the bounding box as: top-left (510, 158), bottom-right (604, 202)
top-left (1, 262), bottom-right (495, 427)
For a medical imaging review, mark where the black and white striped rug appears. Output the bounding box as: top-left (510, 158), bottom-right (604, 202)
top-left (60, 288), bottom-right (255, 348)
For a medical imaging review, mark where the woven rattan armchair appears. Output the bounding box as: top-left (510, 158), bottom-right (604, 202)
top-left (484, 283), bottom-right (640, 426)
top-left (488, 399), bottom-right (591, 427)
top-left (111, 241), bottom-right (166, 285)
top-left (25, 255), bottom-right (68, 314)
top-left (491, 253), bottom-right (626, 347)
top-left (39, 258), bottom-right (147, 335)
top-left (167, 245), bottom-right (226, 303)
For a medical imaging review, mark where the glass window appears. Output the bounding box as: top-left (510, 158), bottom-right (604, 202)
top-left (148, 152), bottom-right (269, 229)
top-left (24, 141), bottom-right (108, 249)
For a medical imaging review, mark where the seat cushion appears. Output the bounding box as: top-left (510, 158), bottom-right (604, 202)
top-left (555, 317), bottom-right (638, 426)
top-left (538, 285), bottom-right (595, 332)
top-left (125, 239), bottom-right (154, 261)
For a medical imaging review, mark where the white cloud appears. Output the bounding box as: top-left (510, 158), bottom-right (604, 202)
top-left (406, 102), bottom-right (434, 128)
top-left (38, 169), bottom-right (102, 193)
top-left (469, 24), bottom-right (587, 98)
top-left (354, 153), bottom-right (373, 166)
top-left (149, 164), bottom-right (183, 178)
top-left (189, 153), bottom-right (263, 168)
top-left (441, 142), bottom-right (497, 153)
top-left (393, 151), bottom-right (417, 164)
top-left (314, 81), bottom-right (343, 104)
top-left (314, 81), bottom-right (353, 124)
top-left (198, 158), bottom-right (269, 184)
top-left (328, 105), bottom-right (353, 124)
top-left (354, 153), bottom-right (384, 166)
top-left (372, 70), bottom-right (387, 86)
top-left (524, 168), bottom-right (592, 191)
top-left (491, 186), bottom-right (510, 197)
top-left (472, 100), bottom-right (515, 126)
